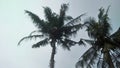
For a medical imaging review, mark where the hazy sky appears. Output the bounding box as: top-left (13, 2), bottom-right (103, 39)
top-left (0, 0), bottom-right (120, 68)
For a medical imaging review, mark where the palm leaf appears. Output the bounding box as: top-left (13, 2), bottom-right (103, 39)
top-left (80, 39), bottom-right (94, 46)
top-left (29, 30), bottom-right (41, 36)
top-left (59, 3), bottom-right (69, 26)
top-left (32, 38), bottom-right (49, 48)
top-left (25, 10), bottom-right (46, 28)
top-left (76, 47), bottom-right (98, 68)
top-left (78, 39), bottom-right (86, 45)
top-left (65, 13), bottom-right (86, 26)
top-left (59, 38), bottom-right (77, 50)
top-left (43, 7), bottom-right (53, 22)
top-left (63, 23), bottom-right (82, 37)
top-left (18, 35), bottom-right (44, 45)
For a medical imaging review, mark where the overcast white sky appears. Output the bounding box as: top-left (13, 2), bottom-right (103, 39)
top-left (0, 0), bottom-right (120, 68)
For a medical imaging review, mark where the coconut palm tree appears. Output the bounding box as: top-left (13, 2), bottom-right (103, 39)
top-left (18, 4), bottom-right (84, 68)
top-left (76, 7), bottom-right (120, 68)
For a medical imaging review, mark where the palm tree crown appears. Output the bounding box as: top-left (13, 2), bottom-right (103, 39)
top-left (76, 7), bottom-right (120, 68)
top-left (18, 4), bottom-right (84, 68)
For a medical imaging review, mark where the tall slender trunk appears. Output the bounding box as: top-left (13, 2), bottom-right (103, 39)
top-left (106, 51), bottom-right (115, 68)
top-left (103, 43), bottom-right (115, 68)
top-left (103, 49), bottom-right (115, 68)
top-left (50, 40), bottom-right (56, 68)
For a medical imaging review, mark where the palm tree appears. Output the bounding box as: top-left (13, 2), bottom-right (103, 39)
top-left (76, 7), bottom-right (120, 68)
top-left (18, 4), bottom-right (84, 68)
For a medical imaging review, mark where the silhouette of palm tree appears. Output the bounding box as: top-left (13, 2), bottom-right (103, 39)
top-left (76, 7), bottom-right (120, 68)
top-left (18, 4), bottom-right (84, 68)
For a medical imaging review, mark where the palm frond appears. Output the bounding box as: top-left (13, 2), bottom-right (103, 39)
top-left (32, 38), bottom-right (49, 48)
top-left (25, 10), bottom-right (46, 28)
top-left (86, 49), bottom-right (99, 68)
top-left (78, 39), bottom-right (86, 45)
top-left (59, 38), bottom-right (77, 50)
top-left (18, 35), bottom-right (44, 45)
top-left (110, 28), bottom-right (120, 47)
top-left (85, 17), bottom-right (99, 39)
top-left (76, 47), bottom-right (98, 68)
top-left (43, 7), bottom-right (52, 21)
top-left (76, 59), bottom-right (85, 68)
top-left (65, 13), bottom-right (86, 26)
top-left (80, 39), bottom-right (95, 46)
top-left (98, 7), bottom-right (112, 36)
top-left (29, 30), bottom-right (41, 36)
top-left (58, 3), bottom-right (69, 26)
top-left (63, 23), bottom-right (82, 37)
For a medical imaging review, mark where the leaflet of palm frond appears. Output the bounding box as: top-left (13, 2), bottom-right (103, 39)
top-left (25, 10), bottom-right (46, 28)
top-left (29, 30), bottom-right (41, 36)
top-left (59, 4), bottom-right (69, 27)
top-left (18, 35), bottom-right (44, 45)
top-left (32, 38), bottom-right (49, 48)
top-left (65, 13), bottom-right (86, 26)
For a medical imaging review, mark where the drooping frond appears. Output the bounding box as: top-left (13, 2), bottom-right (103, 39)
top-left (59, 38), bottom-right (77, 50)
top-left (29, 30), bottom-right (41, 36)
top-left (25, 10), bottom-right (46, 28)
top-left (32, 38), bottom-right (49, 48)
top-left (18, 35), bottom-right (44, 45)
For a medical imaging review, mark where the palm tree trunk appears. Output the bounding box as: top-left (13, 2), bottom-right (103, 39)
top-left (104, 51), bottom-right (115, 68)
top-left (107, 51), bottom-right (115, 68)
top-left (50, 40), bottom-right (56, 68)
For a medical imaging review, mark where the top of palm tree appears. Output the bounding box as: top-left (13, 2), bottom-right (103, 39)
top-left (85, 6), bottom-right (112, 40)
top-left (18, 3), bottom-right (84, 50)
top-left (76, 6), bottom-right (120, 68)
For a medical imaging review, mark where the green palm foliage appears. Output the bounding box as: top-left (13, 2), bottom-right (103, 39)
top-left (18, 4), bottom-right (84, 68)
top-left (76, 7), bottom-right (120, 68)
